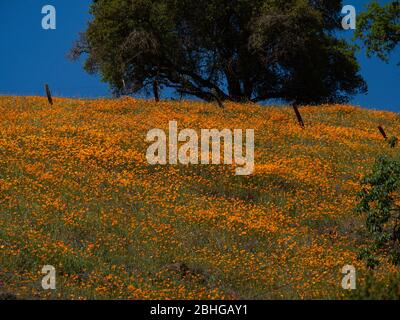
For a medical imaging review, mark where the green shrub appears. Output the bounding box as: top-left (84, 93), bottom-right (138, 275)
top-left (356, 155), bottom-right (400, 267)
top-left (388, 136), bottom-right (398, 148)
top-left (349, 272), bottom-right (400, 300)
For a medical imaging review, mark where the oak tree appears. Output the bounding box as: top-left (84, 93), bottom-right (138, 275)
top-left (71, 0), bottom-right (367, 104)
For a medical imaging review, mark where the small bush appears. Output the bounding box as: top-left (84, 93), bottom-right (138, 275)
top-left (349, 272), bottom-right (400, 300)
top-left (388, 136), bottom-right (398, 148)
top-left (356, 155), bottom-right (400, 267)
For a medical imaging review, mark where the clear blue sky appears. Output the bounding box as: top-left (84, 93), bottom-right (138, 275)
top-left (0, 0), bottom-right (399, 111)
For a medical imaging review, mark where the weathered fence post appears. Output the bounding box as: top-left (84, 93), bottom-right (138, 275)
top-left (378, 126), bottom-right (387, 139)
top-left (153, 80), bottom-right (160, 102)
top-left (292, 104), bottom-right (305, 128)
top-left (45, 84), bottom-right (53, 105)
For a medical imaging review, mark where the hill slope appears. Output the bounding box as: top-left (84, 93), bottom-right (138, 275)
top-left (0, 96), bottom-right (399, 299)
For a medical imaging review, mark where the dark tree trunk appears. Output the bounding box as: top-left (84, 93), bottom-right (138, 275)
top-left (225, 71), bottom-right (242, 101)
top-left (243, 79), bottom-right (253, 101)
top-left (211, 88), bottom-right (225, 108)
top-left (224, 57), bottom-right (243, 101)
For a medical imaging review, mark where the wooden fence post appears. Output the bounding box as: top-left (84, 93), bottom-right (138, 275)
top-left (153, 80), bottom-right (160, 102)
top-left (378, 126), bottom-right (387, 139)
top-left (292, 104), bottom-right (305, 128)
top-left (45, 84), bottom-right (53, 105)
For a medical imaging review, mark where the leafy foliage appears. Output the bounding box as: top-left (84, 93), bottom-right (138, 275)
top-left (388, 136), bottom-right (398, 148)
top-left (71, 0), bottom-right (366, 104)
top-left (356, 155), bottom-right (400, 267)
top-left (349, 271), bottom-right (400, 300)
top-left (356, 0), bottom-right (400, 64)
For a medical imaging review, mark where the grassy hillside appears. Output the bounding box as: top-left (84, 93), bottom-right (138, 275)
top-left (0, 96), bottom-right (399, 299)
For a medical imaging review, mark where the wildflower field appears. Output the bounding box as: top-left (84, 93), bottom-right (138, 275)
top-left (0, 96), bottom-right (399, 300)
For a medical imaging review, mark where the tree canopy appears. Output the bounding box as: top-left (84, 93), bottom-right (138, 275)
top-left (71, 0), bottom-right (367, 104)
top-left (356, 0), bottom-right (400, 64)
